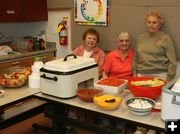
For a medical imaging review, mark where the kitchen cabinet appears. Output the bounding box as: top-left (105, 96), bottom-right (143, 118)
top-left (24, 0), bottom-right (48, 21)
top-left (0, 0), bottom-right (24, 22)
top-left (0, 0), bottom-right (48, 22)
top-left (0, 52), bottom-right (54, 71)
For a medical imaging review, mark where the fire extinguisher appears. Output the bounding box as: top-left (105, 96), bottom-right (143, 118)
top-left (58, 17), bottom-right (68, 46)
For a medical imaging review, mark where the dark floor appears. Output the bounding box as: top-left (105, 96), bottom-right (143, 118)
top-left (0, 113), bottom-right (95, 134)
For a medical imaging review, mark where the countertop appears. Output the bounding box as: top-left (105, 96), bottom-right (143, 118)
top-left (0, 85), bottom-right (40, 107)
top-left (0, 85), bottom-right (45, 129)
top-left (0, 85), bottom-right (165, 131)
top-left (35, 90), bottom-right (165, 130)
top-left (0, 48), bottom-right (56, 62)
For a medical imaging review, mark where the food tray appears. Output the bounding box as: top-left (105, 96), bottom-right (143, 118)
top-left (94, 77), bottom-right (128, 94)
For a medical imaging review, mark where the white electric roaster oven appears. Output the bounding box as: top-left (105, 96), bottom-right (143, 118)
top-left (40, 54), bottom-right (98, 98)
top-left (161, 77), bottom-right (180, 121)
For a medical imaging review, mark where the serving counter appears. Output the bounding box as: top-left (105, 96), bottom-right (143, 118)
top-left (35, 90), bottom-right (165, 134)
top-left (0, 86), bottom-right (40, 108)
top-left (0, 84), bottom-right (165, 133)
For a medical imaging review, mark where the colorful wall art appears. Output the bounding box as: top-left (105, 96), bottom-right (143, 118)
top-left (74, 0), bottom-right (110, 26)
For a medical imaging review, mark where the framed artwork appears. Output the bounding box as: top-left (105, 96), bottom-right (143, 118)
top-left (74, 0), bottom-right (110, 26)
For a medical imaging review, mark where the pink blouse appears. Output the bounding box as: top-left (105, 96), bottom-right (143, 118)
top-left (73, 44), bottom-right (105, 77)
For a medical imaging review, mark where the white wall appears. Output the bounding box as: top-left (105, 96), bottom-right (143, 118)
top-left (46, 10), bottom-right (72, 58)
top-left (176, 62), bottom-right (180, 78)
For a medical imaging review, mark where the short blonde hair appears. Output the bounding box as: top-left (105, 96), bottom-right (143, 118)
top-left (144, 10), bottom-right (165, 28)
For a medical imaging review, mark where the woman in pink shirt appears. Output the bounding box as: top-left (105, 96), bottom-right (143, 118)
top-left (103, 32), bottom-right (134, 79)
top-left (73, 28), bottom-right (105, 78)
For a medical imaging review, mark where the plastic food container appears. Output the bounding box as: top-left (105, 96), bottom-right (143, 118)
top-left (28, 61), bottom-right (44, 89)
top-left (94, 77), bottom-right (128, 94)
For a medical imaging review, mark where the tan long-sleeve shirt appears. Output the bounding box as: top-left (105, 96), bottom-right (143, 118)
top-left (133, 31), bottom-right (176, 81)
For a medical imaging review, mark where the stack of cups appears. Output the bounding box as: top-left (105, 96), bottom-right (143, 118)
top-left (28, 61), bottom-right (44, 88)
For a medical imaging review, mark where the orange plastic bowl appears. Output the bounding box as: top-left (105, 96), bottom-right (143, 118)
top-left (128, 77), bottom-right (166, 100)
top-left (77, 88), bottom-right (103, 102)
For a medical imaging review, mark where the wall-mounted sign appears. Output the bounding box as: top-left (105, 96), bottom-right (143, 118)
top-left (74, 0), bottom-right (110, 26)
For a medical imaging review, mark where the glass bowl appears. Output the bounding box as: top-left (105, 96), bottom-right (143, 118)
top-left (0, 67), bottom-right (31, 88)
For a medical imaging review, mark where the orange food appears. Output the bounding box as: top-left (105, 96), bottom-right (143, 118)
top-left (77, 89), bottom-right (103, 102)
top-left (0, 68), bottom-right (32, 88)
top-left (0, 76), bottom-right (4, 85)
top-left (94, 94), bottom-right (122, 110)
top-left (97, 77), bottom-right (125, 87)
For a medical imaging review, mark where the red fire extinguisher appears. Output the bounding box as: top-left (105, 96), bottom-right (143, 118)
top-left (58, 17), bottom-right (68, 46)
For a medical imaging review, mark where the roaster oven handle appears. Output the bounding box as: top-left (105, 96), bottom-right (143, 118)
top-left (40, 74), bottom-right (58, 81)
top-left (63, 54), bottom-right (77, 61)
top-left (171, 95), bottom-right (180, 105)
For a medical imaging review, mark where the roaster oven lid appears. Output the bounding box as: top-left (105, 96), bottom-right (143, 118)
top-left (43, 55), bottom-right (97, 72)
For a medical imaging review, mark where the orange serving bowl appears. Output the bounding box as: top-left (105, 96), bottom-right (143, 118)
top-left (77, 88), bottom-right (103, 102)
top-left (128, 77), bottom-right (166, 100)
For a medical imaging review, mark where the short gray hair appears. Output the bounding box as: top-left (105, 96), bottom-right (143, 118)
top-left (117, 32), bottom-right (131, 41)
top-left (144, 10), bottom-right (165, 28)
